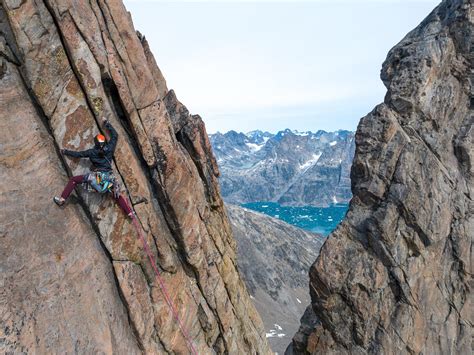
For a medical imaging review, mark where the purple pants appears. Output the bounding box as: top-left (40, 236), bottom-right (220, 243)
top-left (61, 174), bottom-right (132, 216)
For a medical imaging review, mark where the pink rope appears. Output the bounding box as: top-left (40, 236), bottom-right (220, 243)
top-left (131, 216), bottom-right (199, 355)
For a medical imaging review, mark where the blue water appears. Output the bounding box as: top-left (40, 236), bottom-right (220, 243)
top-left (241, 202), bottom-right (349, 236)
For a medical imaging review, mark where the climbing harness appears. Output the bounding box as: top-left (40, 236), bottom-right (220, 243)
top-left (130, 216), bottom-right (199, 355)
top-left (86, 171), bottom-right (120, 197)
top-left (82, 172), bottom-right (120, 208)
top-left (88, 171), bottom-right (114, 193)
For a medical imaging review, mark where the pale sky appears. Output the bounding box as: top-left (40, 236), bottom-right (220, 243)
top-left (123, 0), bottom-right (440, 133)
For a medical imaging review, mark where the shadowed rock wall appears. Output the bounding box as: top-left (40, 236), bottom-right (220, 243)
top-left (226, 204), bottom-right (325, 354)
top-left (288, 0), bottom-right (473, 353)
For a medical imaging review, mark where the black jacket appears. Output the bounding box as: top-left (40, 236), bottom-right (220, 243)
top-left (64, 122), bottom-right (118, 172)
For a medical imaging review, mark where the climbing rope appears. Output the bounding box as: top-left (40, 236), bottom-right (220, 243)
top-left (130, 216), bottom-right (199, 355)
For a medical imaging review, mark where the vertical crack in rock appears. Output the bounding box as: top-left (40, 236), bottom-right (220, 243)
top-left (0, 5), bottom-right (143, 353)
top-left (3, 3), bottom-right (144, 349)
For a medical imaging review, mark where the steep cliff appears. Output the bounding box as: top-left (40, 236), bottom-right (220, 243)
top-left (226, 204), bottom-right (325, 354)
top-left (288, 0), bottom-right (473, 353)
top-left (0, 0), bottom-right (270, 353)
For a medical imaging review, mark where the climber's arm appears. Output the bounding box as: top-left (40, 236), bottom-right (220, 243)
top-left (62, 148), bottom-right (93, 158)
top-left (104, 120), bottom-right (118, 152)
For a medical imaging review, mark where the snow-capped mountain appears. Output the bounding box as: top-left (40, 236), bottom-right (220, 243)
top-left (209, 129), bottom-right (355, 207)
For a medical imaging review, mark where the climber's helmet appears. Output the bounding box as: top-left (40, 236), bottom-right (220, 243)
top-left (94, 133), bottom-right (106, 149)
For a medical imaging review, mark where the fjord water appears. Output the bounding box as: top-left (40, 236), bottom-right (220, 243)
top-left (241, 202), bottom-right (349, 236)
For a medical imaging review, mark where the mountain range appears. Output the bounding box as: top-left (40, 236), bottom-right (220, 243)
top-left (209, 129), bottom-right (355, 207)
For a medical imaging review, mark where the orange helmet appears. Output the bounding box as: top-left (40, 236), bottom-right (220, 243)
top-left (96, 134), bottom-right (106, 143)
top-left (94, 133), bottom-right (106, 148)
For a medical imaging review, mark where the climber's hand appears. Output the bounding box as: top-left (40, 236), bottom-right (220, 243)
top-left (60, 148), bottom-right (65, 154)
top-left (102, 119), bottom-right (109, 126)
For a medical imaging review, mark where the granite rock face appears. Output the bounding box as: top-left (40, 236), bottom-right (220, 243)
top-left (0, 1), bottom-right (270, 354)
top-left (210, 129), bottom-right (355, 207)
top-left (288, 0), bottom-right (473, 353)
top-left (226, 204), bottom-right (325, 354)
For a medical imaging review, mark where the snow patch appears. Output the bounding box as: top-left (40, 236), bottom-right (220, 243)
top-left (332, 196), bottom-right (338, 204)
top-left (274, 324), bottom-right (283, 331)
top-left (329, 141), bottom-right (337, 146)
top-left (296, 298), bottom-right (302, 304)
top-left (266, 329), bottom-right (286, 338)
top-left (245, 142), bottom-right (264, 152)
top-left (299, 153), bottom-right (322, 170)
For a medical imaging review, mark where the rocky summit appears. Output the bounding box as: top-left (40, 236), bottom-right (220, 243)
top-left (210, 129), bottom-right (355, 207)
top-left (288, 0), bottom-right (473, 354)
top-left (226, 204), bottom-right (325, 354)
top-left (0, 1), bottom-right (270, 354)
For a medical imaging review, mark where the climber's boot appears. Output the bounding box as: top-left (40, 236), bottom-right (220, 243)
top-left (53, 196), bottom-right (65, 206)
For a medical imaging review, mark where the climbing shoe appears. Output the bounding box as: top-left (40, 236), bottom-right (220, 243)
top-left (53, 196), bottom-right (65, 206)
top-left (127, 211), bottom-right (135, 220)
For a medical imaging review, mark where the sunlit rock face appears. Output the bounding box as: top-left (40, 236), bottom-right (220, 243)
top-left (0, 1), bottom-right (271, 353)
top-left (287, 0), bottom-right (473, 354)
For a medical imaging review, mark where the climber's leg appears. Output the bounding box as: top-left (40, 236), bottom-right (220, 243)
top-left (54, 175), bottom-right (87, 206)
top-left (61, 175), bottom-right (87, 199)
top-left (115, 194), bottom-right (134, 218)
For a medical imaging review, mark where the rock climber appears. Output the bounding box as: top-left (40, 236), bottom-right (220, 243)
top-left (53, 119), bottom-right (134, 219)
